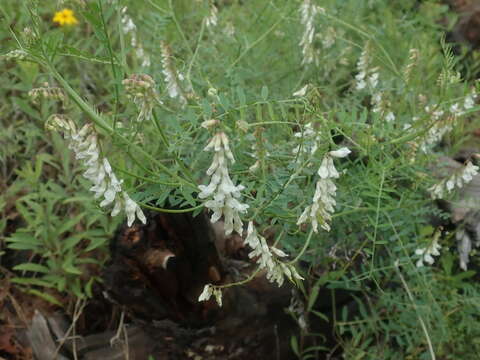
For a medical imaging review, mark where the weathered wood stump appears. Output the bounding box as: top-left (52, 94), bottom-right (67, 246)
top-left (103, 211), bottom-right (224, 324)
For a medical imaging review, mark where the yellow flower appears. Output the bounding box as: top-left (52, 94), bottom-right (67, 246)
top-left (53, 9), bottom-right (78, 26)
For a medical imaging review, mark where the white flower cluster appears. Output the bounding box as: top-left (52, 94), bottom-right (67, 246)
top-left (198, 284), bottom-right (223, 307)
top-left (120, 7), bottom-right (150, 67)
top-left (355, 44), bottom-right (379, 91)
top-left (450, 88), bottom-right (477, 117)
top-left (415, 236), bottom-right (441, 268)
top-left (288, 289), bottom-right (308, 332)
top-left (297, 148), bottom-right (350, 232)
top-left (292, 123), bottom-right (321, 156)
top-left (160, 41), bottom-right (189, 106)
top-left (371, 93), bottom-right (395, 123)
top-left (46, 115), bottom-right (146, 227)
top-left (429, 161), bottom-right (479, 199)
top-left (245, 222), bottom-right (303, 287)
top-left (354, 44), bottom-right (395, 122)
top-left (28, 83), bottom-right (66, 106)
top-left (416, 87), bottom-right (477, 153)
top-left (322, 27), bottom-right (336, 49)
top-left (3, 49), bottom-right (28, 60)
top-left (199, 132), bottom-right (249, 236)
top-left (299, 0), bottom-right (324, 65)
top-left (404, 48), bottom-right (419, 83)
top-left (456, 229), bottom-right (474, 271)
top-left (419, 107), bottom-right (451, 153)
top-left (224, 22), bottom-right (235, 37)
top-left (205, 2), bottom-right (218, 28)
top-left (122, 74), bottom-right (158, 122)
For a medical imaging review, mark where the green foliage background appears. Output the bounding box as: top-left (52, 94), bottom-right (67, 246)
top-left (2, 0), bottom-right (480, 358)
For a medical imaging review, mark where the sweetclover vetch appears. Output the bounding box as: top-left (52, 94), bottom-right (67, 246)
top-left (45, 115), bottom-right (146, 227)
top-left (198, 131), bottom-right (249, 236)
top-left (297, 147), bottom-right (351, 232)
top-left (197, 128), bottom-right (304, 306)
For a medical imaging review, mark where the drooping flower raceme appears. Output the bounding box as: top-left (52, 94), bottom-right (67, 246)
top-left (122, 74), bottom-right (158, 122)
top-left (198, 222), bottom-right (304, 306)
top-left (29, 83), bottom-right (66, 108)
top-left (199, 132), bottom-right (249, 236)
top-left (355, 44), bottom-right (378, 91)
top-left (292, 123), bottom-right (321, 156)
top-left (120, 7), bottom-right (150, 67)
top-left (205, 2), bottom-right (218, 28)
top-left (299, 0), bottom-right (323, 65)
top-left (160, 41), bottom-right (188, 106)
top-left (429, 161), bottom-right (479, 199)
top-left (245, 222), bottom-right (303, 287)
top-left (403, 48), bottom-right (419, 83)
top-left (415, 235), bottom-right (441, 268)
top-left (420, 88), bottom-right (477, 153)
top-left (418, 107), bottom-right (450, 153)
top-left (297, 148), bottom-right (351, 232)
top-left (46, 115), bottom-right (146, 227)
top-left (457, 229), bottom-right (473, 271)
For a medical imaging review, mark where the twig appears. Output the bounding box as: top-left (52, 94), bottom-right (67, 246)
top-left (394, 260), bottom-right (436, 360)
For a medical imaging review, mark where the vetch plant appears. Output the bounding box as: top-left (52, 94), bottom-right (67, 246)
top-left (5, 1), bottom-right (480, 356)
top-left (45, 115), bottom-right (146, 227)
top-left (199, 130), bottom-right (249, 236)
top-left (429, 161), bottom-right (479, 199)
top-left (297, 148), bottom-right (351, 233)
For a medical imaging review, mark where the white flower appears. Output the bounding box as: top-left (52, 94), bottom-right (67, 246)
top-left (355, 45), bottom-right (370, 90)
top-left (385, 111), bottom-right (395, 122)
top-left (299, 0), bottom-right (323, 65)
top-left (224, 22), bottom-right (235, 37)
top-left (45, 115), bottom-right (146, 227)
top-left (123, 192), bottom-right (147, 226)
top-left (122, 74), bottom-right (158, 122)
top-left (417, 107), bottom-right (454, 153)
top-left (160, 41), bottom-right (188, 106)
top-left (318, 156), bottom-right (338, 179)
top-left (464, 91), bottom-right (476, 110)
top-left (368, 72), bottom-right (379, 88)
top-left (199, 132), bottom-right (249, 235)
top-left (429, 161), bottom-right (479, 199)
top-left (248, 160), bottom-right (260, 173)
top-left (205, 3), bottom-right (218, 28)
top-left (292, 123), bottom-right (321, 156)
top-left (293, 85), bottom-right (309, 97)
top-left (450, 103), bottom-right (461, 116)
top-left (3, 49), bottom-right (28, 60)
top-left (415, 237), bottom-right (441, 267)
top-left (322, 27), bottom-right (336, 49)
top-left (120, 7), bottom-right (150, 67)
top-left (329, 147), bottom-right (351, 158)
top-left (198, 284), bottom-right (213, 302)
top-left (298, 149), bottom-right (350, 232)
top-left (297, 179), bottom-right (336, 232)
top-left (457, 229), bottom-right (472, 271)
top-left (201, 119), bottom-right (219, 129)
top-left (245, 222), bottom-right (303, 287)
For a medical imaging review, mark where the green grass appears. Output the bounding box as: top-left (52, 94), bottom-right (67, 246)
top-left (2, 0), bottom-right (480, 358)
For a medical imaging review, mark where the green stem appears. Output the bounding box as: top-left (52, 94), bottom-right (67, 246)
top-left (98, 0), bottom-right (121, 125)
top-left (139, 202), bottom-right (203, 213)
top-left (288, 229), bottom-right (314, 264)
top-left (114, 166), bottom-right (179, 186)
top-left (168, 0), bottom-right (194, 57)
top-left (227, 15), bottom-right (285, 71)
top-left (47, 65), bottom-right (196, 188)
top-left (152, 111), bottom-right (197, 184)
